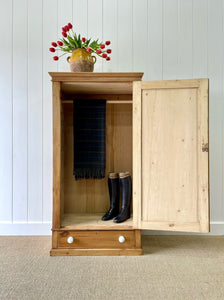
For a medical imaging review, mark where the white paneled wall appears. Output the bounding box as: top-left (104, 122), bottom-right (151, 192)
top-left (0, 0), bottom-right (224, 235)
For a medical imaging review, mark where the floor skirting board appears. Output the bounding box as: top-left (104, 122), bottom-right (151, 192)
top-left (0, 223), bottom-right (52, 235)
top-left (0, 222), bottom-right (223, 236)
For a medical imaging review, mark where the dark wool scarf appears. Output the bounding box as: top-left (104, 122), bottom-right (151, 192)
top-left (73, 99), bottom-right (106, 180)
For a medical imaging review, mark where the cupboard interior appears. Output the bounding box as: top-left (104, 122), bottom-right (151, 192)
top-left (60, 83), bottom-right (134, 229)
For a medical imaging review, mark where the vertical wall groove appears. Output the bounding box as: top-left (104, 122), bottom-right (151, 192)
top-left (177, 0), bottom-right (180, 70)
top-left (11, 0), bottom-right (14, 223)
top-left (131, 0), bottom-right (133, 72)
top-left (207, 0), bottom-right (209, 77)
top-left (162, 0), bottom-right (164, 80)
top-left (26, 0), bottom-right (28, 224)
top-left (222, 0), bottom-right (224, 219)
top-left (41, 0), bottom-right (44, 222)
top-left (87, 0), bottom-right (88, 38)
top-left (27, 0), bottom-right (29, 223)
top-left (27, 0), bottom-right (30, 222)
top-left (191, 0), bottom-right (193, 78)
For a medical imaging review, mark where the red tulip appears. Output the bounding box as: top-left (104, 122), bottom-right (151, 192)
top-left (51, 42), bottom-right (57, 47)
top-left (57, 41), bottom-right (63, 46)
top-left (49, 47), bottom-right (55, 52)
top-left (82, 37), bottom-right (86, 42)
top-left (105, 41), bottom-right (111, 45)
top-left (65, 25), bottom-right (69, 32)
top-left (106, 49), bottom-right (112, 54)
top-left (86, 47), bottom-right (91, 53)
top-left (62, 27), bottom-right (66, 32)
top-left (106, 56), bottom-right (111, 61)
top-left (62, 32), bottom-right (67, 37)
top-left (53, 56), bottom-right (59, 61)
top-left (102, 53), bottom-right (107, 58)
top-left (100, 44), bottom-right (105, 49)
top-left (96, 49), bottom-right (101, 54)
top-left (68, 23), bottom-right (73, 29)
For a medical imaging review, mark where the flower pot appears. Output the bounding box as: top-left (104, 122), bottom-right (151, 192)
top-left (67, 48), bottom-right (96, 72)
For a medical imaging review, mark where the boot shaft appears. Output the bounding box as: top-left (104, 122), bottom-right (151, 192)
top-left (113, 172), bottom-right (132, 223)
top-left (108, 172), bottom-right (119, 207)
top-left (119, 172), bottom-right (132, 209)
top-left (101, 172), bottom-right (119, 221)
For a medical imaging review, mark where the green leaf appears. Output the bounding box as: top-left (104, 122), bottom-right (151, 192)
top-left (74, 33), bottom-right (78, 41)
top-left (67, 35), bottom-right (77, 48)
top-left (59, 46), bottom-right (72, 52)
top-left (76, 34), bottom-right (81, 48)
top-left (85, 38), bottom-right (91, 47)
top-left (62, 38), bottom-right (70, 47)
top-left (89, 39), bottom-right (101, 51)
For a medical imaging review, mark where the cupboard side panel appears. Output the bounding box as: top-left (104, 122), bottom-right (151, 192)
top-left (198, 79), bottom-right (209, 232)
top-left (133, 82), bottom-right (142, 228)
top-left (53, 82), bottom-right (61, 229)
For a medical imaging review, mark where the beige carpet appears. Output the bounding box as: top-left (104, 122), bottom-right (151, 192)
top-left (0, 236), bottom-right (223, 300)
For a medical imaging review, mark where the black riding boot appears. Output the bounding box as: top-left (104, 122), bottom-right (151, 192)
top-left (113, 172), bottom-right (132, 223)
top-left (102, 172), bottom-right (120, 221)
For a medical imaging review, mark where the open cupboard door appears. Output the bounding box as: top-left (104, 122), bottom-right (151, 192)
top-left (133, 79), bottom-right (209, 233)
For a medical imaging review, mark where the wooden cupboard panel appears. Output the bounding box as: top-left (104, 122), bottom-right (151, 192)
top-left (142, 88), bottom-right (198, 223)
top-left (133, 81), bottom-right (142, 228)
top-left (63, 103), bottom-right (132, 214)
top-left (113, 104), bottom-right (132, 174)
top-left (57, 230), bottom-right (136, 249)
top-left (53, 82), bottom-right (61, 229)
top-left (60, 213), bottom-right (133, 230)
top-left (50, 248), bottom-right (143, 256)
top-left (133, 79), bottom-right (209, 232)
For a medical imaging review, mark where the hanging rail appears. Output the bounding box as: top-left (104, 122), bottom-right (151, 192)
top-left (61, 100), bottom-right (133, 104)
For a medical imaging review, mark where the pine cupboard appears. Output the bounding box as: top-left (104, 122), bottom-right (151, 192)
top-left (49, 72), bottom-right (209, 256)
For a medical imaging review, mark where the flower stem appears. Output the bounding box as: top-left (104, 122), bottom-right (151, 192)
top-left (59, 52), bottom-right (70, 58)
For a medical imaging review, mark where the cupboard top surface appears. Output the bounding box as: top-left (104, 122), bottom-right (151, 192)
top-left (49, 72), bottom-right (143, 95)
top-left (49, 72), bottom-right (144, 82)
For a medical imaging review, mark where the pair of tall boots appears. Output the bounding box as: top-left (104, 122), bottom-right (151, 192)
top-left (102, 172), bottom-right (132, 223)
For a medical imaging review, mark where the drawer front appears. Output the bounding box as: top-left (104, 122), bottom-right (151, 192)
top-left (57, 230), bottom-right (136, 249)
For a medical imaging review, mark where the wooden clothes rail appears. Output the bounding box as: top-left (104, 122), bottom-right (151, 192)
top-left (61, 100), bottom-right (133, 104)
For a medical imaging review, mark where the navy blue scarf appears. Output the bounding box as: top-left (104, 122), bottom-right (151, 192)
top-left (73, 99), bottom-right (106, 180)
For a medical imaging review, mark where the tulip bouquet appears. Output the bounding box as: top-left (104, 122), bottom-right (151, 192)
top-left (49, 22), bottom-right (111, 61)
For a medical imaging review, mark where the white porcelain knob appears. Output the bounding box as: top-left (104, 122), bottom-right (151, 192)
top-left (118, 236), bottom-right (125, 243)
top-left (67, 236), bottom-right (74, 244)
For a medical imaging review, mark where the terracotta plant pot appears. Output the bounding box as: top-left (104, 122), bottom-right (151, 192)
top-left (67, 48), bottom-right (96, 72)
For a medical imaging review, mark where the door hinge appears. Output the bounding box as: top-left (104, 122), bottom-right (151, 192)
top-left (202, 143), bottom-right (209, 152)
